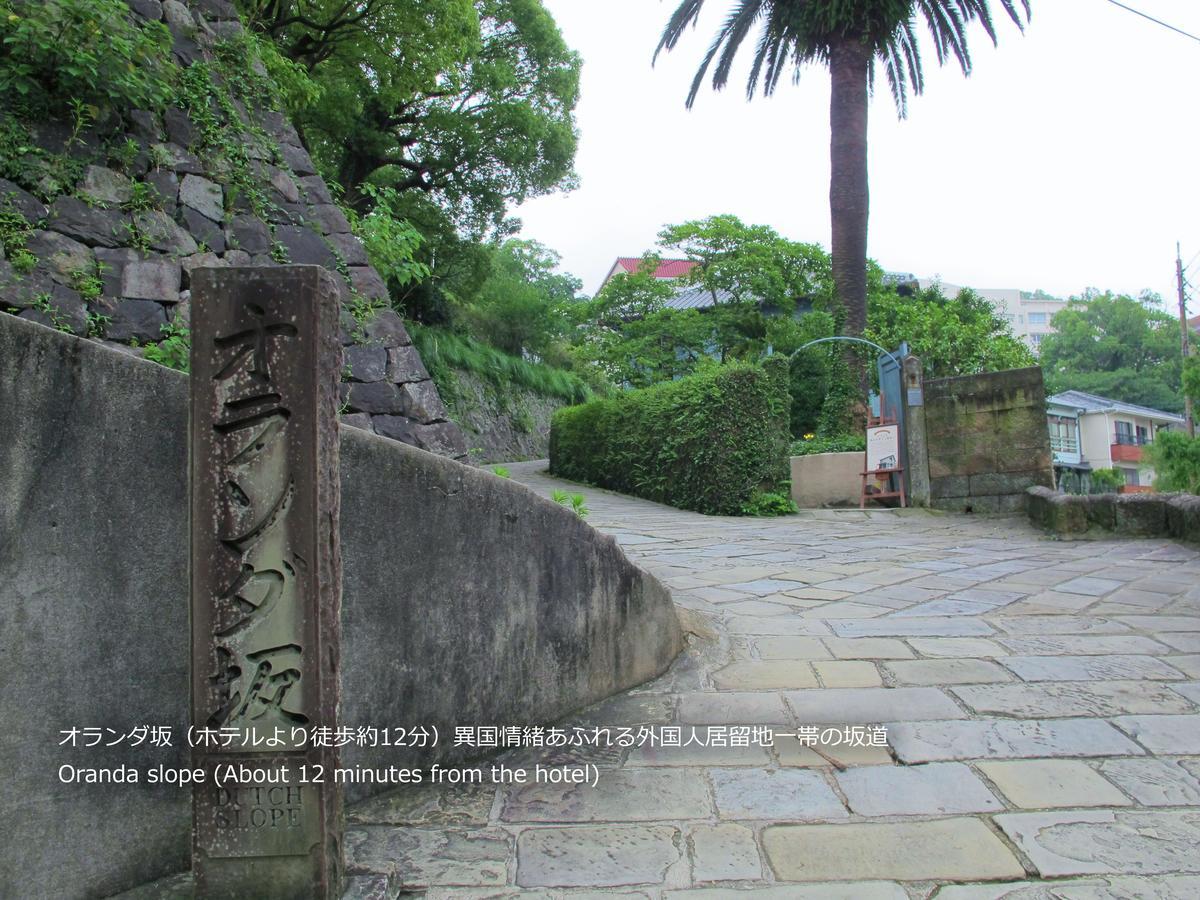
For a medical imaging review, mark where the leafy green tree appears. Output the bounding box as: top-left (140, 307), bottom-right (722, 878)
top-left (1146, 432), bottom-right (1200, 495)
top-left (237, 0), bottom-right (581, 228)
top-left (867, 283), bottom-right (1034, 379)
top-left (463, 239), bottom-right (581, 357)
top-left (654, 0), bottom-right (1030, 386)
top-left (1040, 292), bottom-right (1184, 412)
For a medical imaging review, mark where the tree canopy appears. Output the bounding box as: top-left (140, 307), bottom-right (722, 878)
top-left (1040, 292), bottom-right (1184, 412)
top-left (237, 0), bottom-right (581, 229)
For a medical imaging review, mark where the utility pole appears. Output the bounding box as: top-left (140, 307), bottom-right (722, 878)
top-left (1178, 242), bottom-right (1195, 437)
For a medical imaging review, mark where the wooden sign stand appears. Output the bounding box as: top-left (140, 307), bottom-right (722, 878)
top-left (860, 415), bottom-right (907, 509)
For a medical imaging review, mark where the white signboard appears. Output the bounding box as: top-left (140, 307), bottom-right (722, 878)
top-left (866, 425), bottom-right (899, 471)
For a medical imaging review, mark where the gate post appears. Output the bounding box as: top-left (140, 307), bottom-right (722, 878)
top-left (902, 355), bottom-right (931, 507)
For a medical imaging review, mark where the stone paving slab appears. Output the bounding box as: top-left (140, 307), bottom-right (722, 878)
top-left (884, 658), bottom-right (1012, 685)
top-left (710, 767), bottom-right (847, 820)
top-left (951, 681), bottom-right (1195, 718)
top-left (995, 809), bottom-right (1200, 877)
top-left (1112, 714), bottom-right (1200, 754)
top-left (976, 759), bottom-right (1133, 808)
top-left (345, 827), bottom-right (511, 886)
top-left (676, 692), bottom-right (791, 725)
top-left (516, 825), bottom-right (681, 888)
top-left (761, 818), bottom-right (1025, 881)
top-left (663, 883), bottom-right (909, 898)
top-left (836, 762), bottom-right (1003, 815)
top-left (712, 660), bottom-right (818, 690)
top-left (888, 718), bottom-right (1146, 762)
top-left (501, 768), bottom-right (712, 823)
top-left (999, 655), bottom-right (1186, 682)
top-left (687, 823), bottom-right (762, 882)
top-left (785, 686), bottom-right (965, 723)
top-left (931, 875), bottom-right (1200, 898)
top-left (1098, 758), bottom-right (1200, 806)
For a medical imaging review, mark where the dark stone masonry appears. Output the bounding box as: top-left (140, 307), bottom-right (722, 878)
top-left (0, 0), bottom-right (467, 461)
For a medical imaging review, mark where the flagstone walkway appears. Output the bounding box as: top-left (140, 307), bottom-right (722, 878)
top-left (340, 463), bottom-right (1200, 899)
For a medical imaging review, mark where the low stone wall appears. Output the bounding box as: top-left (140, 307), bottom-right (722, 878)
top-left (0, 314), bottom-right (682, 899)
top-left (437, 368), bottom-right (570, 463)
top-left (923, 367), bottom-right (1054, 513)
top-left (1026, 485), bottom-right (1200, 542)
top-left (790, 452), bottom-right (863, 508)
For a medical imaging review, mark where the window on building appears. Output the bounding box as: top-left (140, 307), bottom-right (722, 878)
top-left (1028, 312), bottom-right (1048, 325)
top-left (1032, 333), bottom-right (1045, 346)
top-left (1136, 425), bottom-right (1149, 445)
top-left (1123, 468), bottom-right (1140, 487)
top-left (1115, 421), bottom-right (1134, 445)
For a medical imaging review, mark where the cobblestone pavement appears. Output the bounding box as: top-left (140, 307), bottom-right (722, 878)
top-left (343, 463), bottom-right (1200, 900)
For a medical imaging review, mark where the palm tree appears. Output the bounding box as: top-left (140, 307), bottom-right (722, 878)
top-left (655, 1), bottom-right (1030, 383)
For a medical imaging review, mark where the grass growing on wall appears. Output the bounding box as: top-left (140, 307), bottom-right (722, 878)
top-left (410, 325), bottom-right (595, 405)
top-left (549, 357), bottom-right (792, 515)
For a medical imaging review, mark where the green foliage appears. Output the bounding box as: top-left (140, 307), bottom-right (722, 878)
top-left (1041, 292), bottom-right (1184, 413)
top-left (549, 356), bottom-right (792, 515)
top-left (28, 292), bottom-right (73, 332)
top-left (1089, 467), bottom-right (1125, 495)
top-left (791, 434), bottom-right (866, 456)
top-left (1185, 357), bottom-right (1200, 408)
top-left (349, 185), bottom-right (431, 290)
top-left (0, 0), bottom-right (175, 115)
top-left (141, 321), bottom-right (191, 373)
top-left (85, 309), bottom-right (110, 338)
top-left (0, 193), bottom-right (34, 267)
top-left (867, 284), bottom-right (1035, 380)
top-left (69, 263), bottom-right (104, 301)
top-left (491, 466), bottom-right (511, 478)
top-left (1146, 431), bottom-right (1200, 495)
top-left (551, 488), bottom-right (589, 518)
top-left (411, 324), bottom-right (595, 404)
top-left (740, 489), bottom-right (798, 517)
top-left (239, 0), bottom-right (581, 231)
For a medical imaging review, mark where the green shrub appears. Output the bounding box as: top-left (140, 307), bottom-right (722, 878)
top-left (741, 490), bottom-right (798, 517)
top-left (791, 433), bottom-right (866, 456)
top-left (1088, 467), bottom-right (1124, 495)
top-left (549, 357), bottom-right (791, 515)
top-left (141, 321), bottom-right (190, 373)
top-left (0, 0), bottom-right (175, 115)
top-left (1146, 431), bottom-right (1200, 494)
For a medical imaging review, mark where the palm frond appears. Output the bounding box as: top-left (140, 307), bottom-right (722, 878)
top-left (654, 0), bottom-right (708, 65)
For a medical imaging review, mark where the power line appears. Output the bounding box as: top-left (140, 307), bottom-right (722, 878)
top-left (1102, 0), bottom-right (1200, 45)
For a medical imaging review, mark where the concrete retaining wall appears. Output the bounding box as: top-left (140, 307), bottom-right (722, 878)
top-left (923, 367), bottom-right (1054, 513)
top-left (790, 452), bottom-right (862, 508)
top-left (1027, 485), bottom-right (1200, 542)
top-left (0, 313), bottom-right (682, 899)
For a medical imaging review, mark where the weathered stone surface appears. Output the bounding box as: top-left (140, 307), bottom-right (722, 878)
top-left (349, 783), bottom-right (495, 827)
top-left (666, 886), bottom-right (908, 900)
top-left (999, 635), bottom-right (1171, 656)
top-left (327, 231), bottom-right (369, 266)
top-left (889, 718), bottom-right (1145, 763)
top-left (885, 658), bottom-right (1011, 685)
top-left (345, 827), bottom-right (509, 886)
top-left (406, 421), bottom-right (469, 457)
top-left (785, 687), bottom-right (965, 724)
top-left (906, 637), bottom-right (1007, 658)
top-left (812, 660), bottom-right (882, 687)
top-left (995, 810), bottom-right (1200, 877)
top-left (274, 223), bottom-right (336, 267)
top-left (347, 381), bottom-right (404, 415)
top-left (952, 681), bottom-right (1193, 718)
top-left (400, 379), bottom-right (449, 422)
top-left (121, 260), bottom-right (181, 302)
top-left (837, 762), bottom-right (1001, 816)
top-left (689, 824), bottom-right (762, 882)
top-left (832, 617), bottom-right (995, 638)
top-left (47, 198), bottom-right (128, 248)
top-left (338, 412), bottom-right (373, 431)
top-left (225, 214), bottom-right (271, 254)
top-left (762, 819), bottom-right (1024, 881)
top-left (932, 876), bottom-right (1200, 899)
top-left (713, 660), bottom-right (817, 690)
top-left (105, 298), bottom-right (168, 342)
top-left (178, 252), bottom-right (223, 289)
top-left (823, 637), bottom-right (915, 659)
top-left (386, 345), bottom-right (429, 383)
top-left (710, 768), bottom-right (847, 820)
top-left (1000, 655), bottom-right (1184, 682)
top-left (978, 759), bottom-right (1132, 809)
top-left (309, 203), bottom-right (351, 235)
top-left (0, 177), bottom-right (49, 221)
top-left (280, 142), bottom-right (318, 175)
top-left (298, 175), bottom-right (333, 205)
top-left (161, 0), bottom-right (196, 35)
top-left (676, 692), bottom-right (790, 725)
top-left (344, 344), bottom-right (388, 383)
top-left (1099, 758), bottom-right (1200, 806)
top-left (132, 210), bottom-right (197, 255)
top-left (1112, 714), bottom-right (1200, 754)
top-left (269, 168), bottom-right (301, 204)
top-left (502, 768), bottom-right (711, 822)
top-left (78, 166), bottom-right (133, 206)
top-left (17, 284), bottom-right (86, 335)
top-left (180, 207), bottom-right (225, 253)
top-left (25, 230), bottom-right (93, 283)
top-left (626, 742), bottom-right (770, 767)
top-left (516, 825), bottom-right (680, 888)
top-left (751, 635), bottom-right (831, 659)
top-left (361, 309), bottom-right (411, 348)
top-left (350, 266), bottom-right (389, 300)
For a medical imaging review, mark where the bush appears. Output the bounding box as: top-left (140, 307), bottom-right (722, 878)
top-left (549, 357), bottom-right (791, 515)
top-left (1089, 467), bottom-right (1125, 494)
top-left (1146, 431), bottom-right (1200, 494)
top-left (0, 0), bottom-right (175, 115)
top-left (791, 433), bottom-right (866, 456)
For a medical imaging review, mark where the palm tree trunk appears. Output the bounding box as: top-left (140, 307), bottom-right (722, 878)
top-left (829, 37), bottom-right (871, 395)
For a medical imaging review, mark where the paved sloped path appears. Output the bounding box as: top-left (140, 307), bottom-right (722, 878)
top-left (342, 462), bottom-right (1200, 899)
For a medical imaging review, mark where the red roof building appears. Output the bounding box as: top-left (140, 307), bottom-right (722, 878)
top-left (599, 257), bottom-right (698, 291)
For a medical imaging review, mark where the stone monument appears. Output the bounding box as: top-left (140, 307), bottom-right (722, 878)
top-left (189, 267), bottom-right (343, 898)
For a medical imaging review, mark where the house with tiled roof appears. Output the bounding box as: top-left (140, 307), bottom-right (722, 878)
top-left (598, 256), bottom-right (801, 314)
top-left (1046, 390), bottom-right (1185, 492)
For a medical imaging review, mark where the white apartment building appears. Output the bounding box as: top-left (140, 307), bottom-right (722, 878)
top-left (916, 279), bottom-right (1068, 353)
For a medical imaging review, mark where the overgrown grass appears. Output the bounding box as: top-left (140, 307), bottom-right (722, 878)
top-left (410, 325), bottom-right (596, 405)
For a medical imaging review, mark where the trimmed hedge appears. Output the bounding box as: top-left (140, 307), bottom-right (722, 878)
top-left (549, 357), bottom-right (791, 515)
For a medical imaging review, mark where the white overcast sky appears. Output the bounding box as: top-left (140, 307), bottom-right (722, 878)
top-left (513, 0), bottom-right (1200, 306)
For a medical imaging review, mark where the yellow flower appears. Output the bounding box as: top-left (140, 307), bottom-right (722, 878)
top-left (803, 433), bottom-right (815, 440)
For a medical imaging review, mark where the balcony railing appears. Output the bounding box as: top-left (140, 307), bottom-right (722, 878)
top-left (1049, 435), bottom-right (1078, 454)
top-left (1113, 432), bottom-right (1151, 446)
